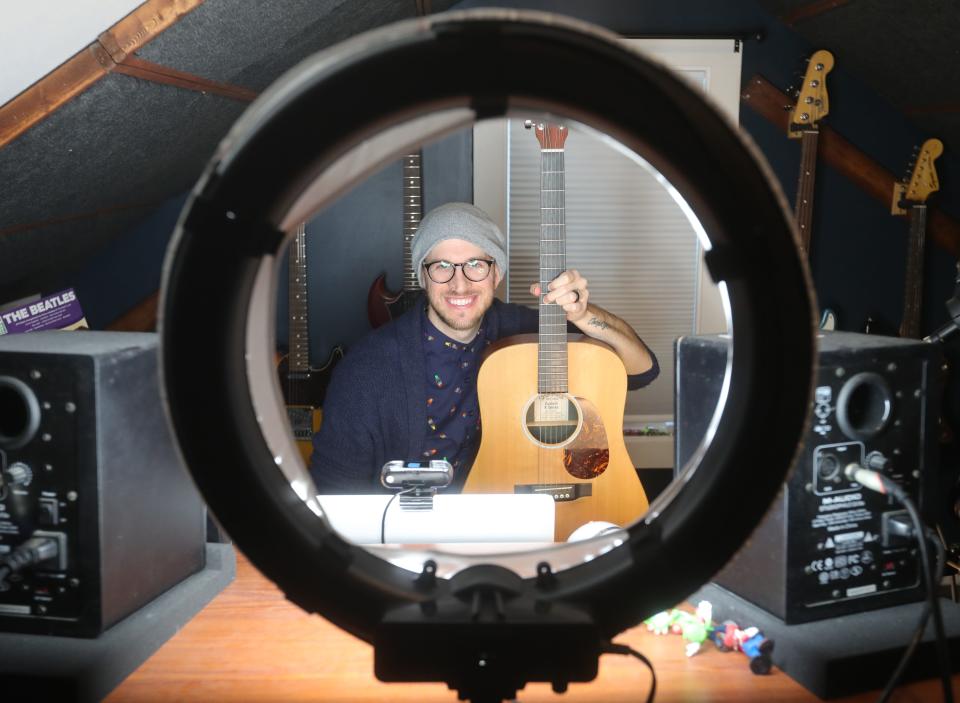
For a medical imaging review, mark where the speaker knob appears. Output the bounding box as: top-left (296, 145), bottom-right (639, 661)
top-left (865, 451), bottom-right (891, 472)
top-left (3, 461), bottom-right (33, 487)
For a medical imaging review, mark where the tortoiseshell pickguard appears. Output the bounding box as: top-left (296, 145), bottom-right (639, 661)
top-left (563, 397), bottom-right (610, 479)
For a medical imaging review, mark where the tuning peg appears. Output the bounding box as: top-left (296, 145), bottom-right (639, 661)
top-left (523, 120), bottom-right (534, 130)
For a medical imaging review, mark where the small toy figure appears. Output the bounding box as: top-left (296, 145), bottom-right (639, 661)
top-left (643, 610), bottom-right (673, 635)
top-left (740, 628), bottom-right (775, 675)
top-left (708, 620), bottom-right (775, 674)
top-left (679, 601), bottom-right (713, 657)
top-left (710, 621), bottom-right (740, 651)
top-left (644, 601), bottom-right (714, 657)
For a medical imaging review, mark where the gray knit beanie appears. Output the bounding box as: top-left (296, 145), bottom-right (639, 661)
top-left (411, 202), bottom-right (507, 287)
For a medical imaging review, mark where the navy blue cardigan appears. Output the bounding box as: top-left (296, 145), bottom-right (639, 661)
top-left (309, 298), bottom-right (659, 493)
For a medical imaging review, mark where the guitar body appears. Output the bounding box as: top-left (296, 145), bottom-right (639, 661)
top-left (277, 346), bottom-right (344, 463)
top-left (367, 273), bottom-right (420, 328)
top-left (464, 335), bottom-right (648, 541)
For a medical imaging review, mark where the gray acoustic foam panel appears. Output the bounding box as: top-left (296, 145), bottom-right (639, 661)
top-left (0, 207), bottom-right (153, 302)
top-left (135, 0), bottom-right (428, 91)
top-left (0, 0), bottom-right (457, 303)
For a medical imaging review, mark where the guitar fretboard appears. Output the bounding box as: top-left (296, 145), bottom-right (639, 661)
top-left (794, 129), bottom-right (819, 256)
top-left (402, 152), bottom-right (423, 291)
top-left (539, 148), bottom-right (568, 394)
top-left (288, 222), bottom-right (311, 373)
top-left (899, 204), bottom-right (928, 338)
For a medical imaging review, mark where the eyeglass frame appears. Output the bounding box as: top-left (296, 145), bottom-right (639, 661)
top-left (422, 258), bottom-right (497, 284)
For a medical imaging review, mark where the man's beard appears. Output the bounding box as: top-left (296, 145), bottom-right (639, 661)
top-left (429, 298), bottom-right (483, 331)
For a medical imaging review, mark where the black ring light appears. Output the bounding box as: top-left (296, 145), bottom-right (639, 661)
top-left (159, 9), bottom-right (815, 700)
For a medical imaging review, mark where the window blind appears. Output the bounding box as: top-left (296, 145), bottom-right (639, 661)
top-left (478, 39), bottom-right (743, 420)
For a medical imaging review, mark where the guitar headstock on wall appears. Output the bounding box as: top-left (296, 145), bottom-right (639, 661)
top-left (525, 120), bottom-right (568, 149)
top-left (892, 138), bottom-right (944, 215)
top-left (789, 49), bottom-right (834, 138)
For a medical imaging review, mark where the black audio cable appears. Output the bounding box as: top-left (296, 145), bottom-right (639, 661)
top-left (876, 529), bottom-right (945, 703)
top-left (0, 536), bottom-right (59, 588)
top-left (380, 487), bottom-right (419, 544)
top-left (844, 463), bottom-right (954, 703)
top-left (602, 641), bottom-right (656, 703)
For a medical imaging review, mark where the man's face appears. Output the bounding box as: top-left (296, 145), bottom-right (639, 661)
top-left (423, 238), bottom-right (502, 342)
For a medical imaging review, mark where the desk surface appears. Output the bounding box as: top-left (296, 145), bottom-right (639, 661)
top-left (106, 551), bottom-right (954, 703)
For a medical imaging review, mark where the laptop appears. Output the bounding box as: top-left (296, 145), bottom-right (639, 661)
top-left (316, 493), bottom-right (555, 545)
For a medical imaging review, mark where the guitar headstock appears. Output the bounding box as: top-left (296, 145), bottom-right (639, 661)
top-left (526, 121), bottom-right (568, 149)
top-left (789, 49), bottom-right (834, 137)
top-left (892, 138), bottom-right (943, 214)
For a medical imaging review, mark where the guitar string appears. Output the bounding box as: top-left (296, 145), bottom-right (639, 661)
top-left (539, 143), bottom-right (568, 475)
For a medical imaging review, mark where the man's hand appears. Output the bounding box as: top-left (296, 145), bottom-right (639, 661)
top-left (530, 269), bottom-right (590, 323)
top-left (531, 269), bottom-right (656, 377)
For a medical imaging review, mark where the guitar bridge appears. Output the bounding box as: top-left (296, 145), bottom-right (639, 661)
top-left (286, 406), bottom-right (314, 440)
top-left (514, 483), bottom-right (592, 502)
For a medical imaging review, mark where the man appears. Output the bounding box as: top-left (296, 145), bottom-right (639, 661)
top-left (309, 202), bottom-right (658, 493)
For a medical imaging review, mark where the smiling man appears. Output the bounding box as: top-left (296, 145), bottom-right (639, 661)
top-left (309, 202), bottom-right (659, 493)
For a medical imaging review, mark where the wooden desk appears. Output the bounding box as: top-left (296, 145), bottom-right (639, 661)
top-left (106, 552), bottom-right (954, 702)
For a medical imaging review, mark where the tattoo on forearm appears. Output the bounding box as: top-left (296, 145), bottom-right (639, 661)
top-left (588, 317), bottom-right (610, 331)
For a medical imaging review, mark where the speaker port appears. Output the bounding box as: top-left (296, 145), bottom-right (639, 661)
top-left (836, 372), bottom-right (893, 440)
top-left (0, 376), bottom-right (41, 449)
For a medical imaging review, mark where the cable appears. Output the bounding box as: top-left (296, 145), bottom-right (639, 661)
top-left (380, 493), bottom-right (400, 544)
top-left (0, 536), bottom-right (59, 588)
top-left (877, 530), bottom-right (945, 703)
top-left (602, 641), bottom-right (656, 703)
top-left (845, 463), bottom-right (954, 703)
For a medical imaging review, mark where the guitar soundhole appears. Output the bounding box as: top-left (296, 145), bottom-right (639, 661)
top-left (523, 394), bottom-right (581, 448)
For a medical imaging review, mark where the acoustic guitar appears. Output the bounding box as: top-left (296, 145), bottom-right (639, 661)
top-left (277, 221), bottom-right (344, 463)
top-left (892, 138), bottom-right (943, 338)
top-left (463, 122), bottom-right (648, 542)
top-left (789, 49), bottom-right (836, 329)
top-left (367, 151), bottom-right (423, 327)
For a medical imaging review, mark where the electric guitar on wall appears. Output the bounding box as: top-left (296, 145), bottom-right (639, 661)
top-left (367, 151), bottom-right (423, 327)
top-left (892, 137), bottom-right (943, 338)
top-left (789, 49), bottom-right (834, 255)
top-left (462, 122), bottom-right (649, 542)
top-left (277, 222), bottom-right (344, 463)
top-left (789, 49), bottom-right (836, 330)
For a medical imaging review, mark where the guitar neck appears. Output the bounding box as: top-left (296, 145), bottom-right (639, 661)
top-left (539, 147), bottom-right (568, 394)
top-left (899, 204), bottom-right (928, 338)
top-left (288, 222), bottom-right (310, 372)
top-left (402, 151), bottom-right (423, 292)
top-left (794, 129), bottom-right (819, 256)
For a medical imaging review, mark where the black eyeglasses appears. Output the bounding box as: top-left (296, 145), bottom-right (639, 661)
top-left (423, 258), bottom-right (495, 284)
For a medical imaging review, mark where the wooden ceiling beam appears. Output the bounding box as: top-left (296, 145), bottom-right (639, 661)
top-left (0, 200), bottom-right (163, 238)
top-left (742, 74), bottom-right (960, 259)
top-left (904, 102), bottom-right (960, 115)
top-left (780, 0), bottom-right (851, 26)
top-left (107, 291), bottom-right (159, 332)
top-left (114, 56), bottom-right (258, 102)
top-left (0, 0), bottom-right (206, 148)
